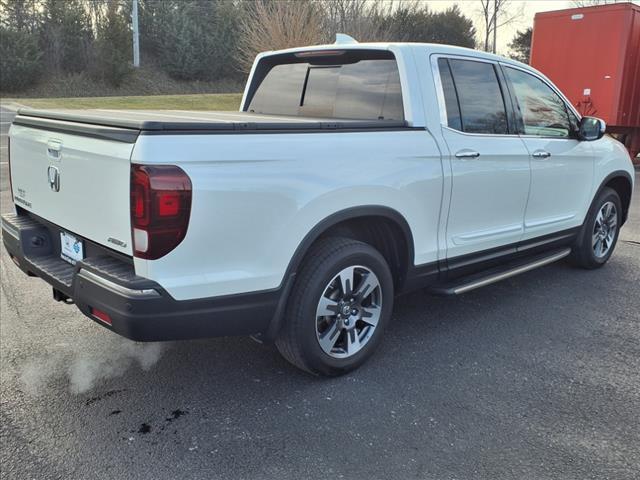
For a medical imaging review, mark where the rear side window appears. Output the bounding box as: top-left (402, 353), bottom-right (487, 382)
top-left (438, 58), bottom-right (508, 134)
top-left (246, 52), bottom-right (404, 121)
top-left (504, 66), bottom-right (571, 138)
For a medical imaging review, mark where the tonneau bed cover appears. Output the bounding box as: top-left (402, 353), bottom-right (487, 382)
top-left (13, 109), bottom-right (410, 143)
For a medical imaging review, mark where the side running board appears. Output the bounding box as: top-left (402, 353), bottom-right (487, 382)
top-left (429, 248), bottom-right (572, 295)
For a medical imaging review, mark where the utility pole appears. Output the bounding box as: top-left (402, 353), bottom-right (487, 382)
top-left (132, 0), bottom-right (140, 67)
top-left (492, 0), bottom-right (498, 53)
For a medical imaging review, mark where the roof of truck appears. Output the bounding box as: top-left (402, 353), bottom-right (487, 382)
top-left (256, 41), bottom-right (526, 69)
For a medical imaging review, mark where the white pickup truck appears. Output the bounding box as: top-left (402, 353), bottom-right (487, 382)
top-left (3, 40), bottom-right (634, 375)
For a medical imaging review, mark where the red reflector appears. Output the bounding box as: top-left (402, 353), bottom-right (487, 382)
top-left (91, 307), bottom-right (112, 325)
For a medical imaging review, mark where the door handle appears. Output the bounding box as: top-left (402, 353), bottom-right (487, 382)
top-left (455, 149), bottom-right (480, 159)
top-left (532, 150), bottom-right (551, 159)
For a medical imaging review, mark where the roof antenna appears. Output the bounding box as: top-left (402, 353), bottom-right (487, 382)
top-left (335, 33), bottom-right (358, 44)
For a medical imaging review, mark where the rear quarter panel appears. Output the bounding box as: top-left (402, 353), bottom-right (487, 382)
top-left (131, 130), bottom-right (442, 300)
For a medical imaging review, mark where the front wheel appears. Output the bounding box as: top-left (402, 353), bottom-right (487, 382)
top-left (276, 237), bottom-right (394, 376)
top-left (571, 187), bottom-right (622, 269)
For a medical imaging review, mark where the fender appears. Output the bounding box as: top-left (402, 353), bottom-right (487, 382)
top-left (591, 170), bottom-right (634, 225)
top-left (264, 205), bottom-right (415, 340)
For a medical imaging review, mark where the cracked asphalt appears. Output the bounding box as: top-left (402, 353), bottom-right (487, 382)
top-left (1, 105), bottom-right (639, 479)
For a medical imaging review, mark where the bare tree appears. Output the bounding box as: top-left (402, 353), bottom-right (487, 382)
top-left (321, 0), bottom-right (394, 42)
top-left (479, 0), bottom-right (524, 53)
top-left (237, 0), bottom-right (325, 72)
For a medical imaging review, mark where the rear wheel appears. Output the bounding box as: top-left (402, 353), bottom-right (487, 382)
top-left (276, 237), bottom-right (394, 376)
top-left (571, 187), bottom-right (622, 269)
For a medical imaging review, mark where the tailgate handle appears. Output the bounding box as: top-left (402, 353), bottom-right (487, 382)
top-left (47, 140), bottom-right (62, 160)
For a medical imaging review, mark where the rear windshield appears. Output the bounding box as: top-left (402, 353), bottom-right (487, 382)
top-left (245, 50), bottom-right (404, 121)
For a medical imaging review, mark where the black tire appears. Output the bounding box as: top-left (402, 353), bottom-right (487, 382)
top-left (275, 237), bottom-right (394, 376)
top-left (570, 187), bottom-right (622, 269)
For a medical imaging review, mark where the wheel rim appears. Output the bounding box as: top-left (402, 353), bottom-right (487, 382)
top-left (592, 201), bottom-right (618, 259)
top-left (315, 265), bottom-right (383, 359)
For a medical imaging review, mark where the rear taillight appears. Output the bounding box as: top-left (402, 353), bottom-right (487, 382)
top-left (130, 164), bottom-right (192, 260)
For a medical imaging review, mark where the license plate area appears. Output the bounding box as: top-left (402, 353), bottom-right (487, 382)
top-left (60, 231), bottom-right (84, 265)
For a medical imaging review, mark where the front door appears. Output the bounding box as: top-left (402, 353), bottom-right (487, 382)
top-left (502, 65), bottom-right (595, 240)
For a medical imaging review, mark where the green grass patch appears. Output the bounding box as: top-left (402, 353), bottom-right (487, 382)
top-left (7, 93), bottom-right (243, 111)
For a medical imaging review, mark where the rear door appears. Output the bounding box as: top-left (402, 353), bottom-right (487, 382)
top-left (9, 122), bottom-right (134, 255)
top-left (434, 57), bottom-right (531, 261)
top-left (502, 65), bottom-right (595, 239)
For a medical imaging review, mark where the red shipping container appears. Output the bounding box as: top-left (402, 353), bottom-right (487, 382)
top-left (531, 2), bottom-right (640, 160)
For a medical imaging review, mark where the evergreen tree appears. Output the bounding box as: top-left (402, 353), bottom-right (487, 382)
top-left (93, 2), bottom-right (132, 86)
top-left (40, 0), bottom-right (93, 73)
top-left (509, 28), bottom-right (532, 64)
top-left (0, 26), bottom-right (42, 91)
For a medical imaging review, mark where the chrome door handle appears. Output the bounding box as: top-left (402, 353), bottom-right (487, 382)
top-left (455, 149), bottom-right (480, 159)
top-left (532, 150), bottom-right (551, 159)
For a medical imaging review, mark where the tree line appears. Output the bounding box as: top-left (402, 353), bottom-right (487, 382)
top-left (0, 0), bottom-right (480, 93)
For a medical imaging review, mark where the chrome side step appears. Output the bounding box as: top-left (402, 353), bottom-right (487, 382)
top-left (430, 248), bottom-right (572, 295)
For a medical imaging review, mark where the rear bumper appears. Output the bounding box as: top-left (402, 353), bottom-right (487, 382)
top-left (1, 212), bottom-right (279, 341)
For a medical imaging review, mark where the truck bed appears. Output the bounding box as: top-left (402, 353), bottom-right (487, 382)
top-left (13, 108), bottom-right (410, 143)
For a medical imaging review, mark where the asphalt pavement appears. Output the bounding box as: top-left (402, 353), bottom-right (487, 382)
top-left (0, 106), bottom-right (638, 479)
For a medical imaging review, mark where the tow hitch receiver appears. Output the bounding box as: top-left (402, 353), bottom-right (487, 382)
top-left (52, 288), bottom-right (74, 304)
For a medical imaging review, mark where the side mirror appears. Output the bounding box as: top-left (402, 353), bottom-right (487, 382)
top-left (578, 116), bottom-right (606, 141)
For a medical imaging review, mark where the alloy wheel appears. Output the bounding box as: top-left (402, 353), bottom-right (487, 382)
top-left (592, 201), bottom-right (618, 259)
top-left (315, 265), bottom-right (383, 359)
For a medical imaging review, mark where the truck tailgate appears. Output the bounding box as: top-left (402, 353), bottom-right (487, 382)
top-left (9, 122), bottom-right (134, 256)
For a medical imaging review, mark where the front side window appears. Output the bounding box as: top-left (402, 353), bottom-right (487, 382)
top-left (505, 67), bottom-right (571, 138)
top-left (438, 58), bottom-right (509, 135)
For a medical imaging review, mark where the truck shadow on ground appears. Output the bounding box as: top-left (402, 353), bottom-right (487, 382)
top-left (76, 255), bottom-right (633, 402)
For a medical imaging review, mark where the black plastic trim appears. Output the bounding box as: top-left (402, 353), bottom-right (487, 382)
top-left (443, 227), bottom-right (580, 281)
top-left (13, 115), bottom-right (139, 143)
top-left (402, 261), bottom-right (440, 294)
top-left (282, 206), bottom-right (416, 282)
